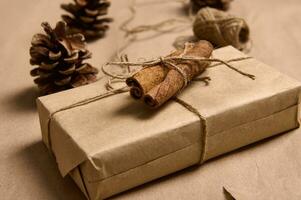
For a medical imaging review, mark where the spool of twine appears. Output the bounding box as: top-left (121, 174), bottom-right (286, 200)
top-left (193, 7), bottom-right (250, 51)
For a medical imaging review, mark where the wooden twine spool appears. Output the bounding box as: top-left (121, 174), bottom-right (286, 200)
top-left (193, 7), bottom-right (250, 51)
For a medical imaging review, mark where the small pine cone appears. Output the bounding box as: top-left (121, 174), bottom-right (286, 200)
top-left (29, 21), bottom-right (98, 95)
top-left (61, 0), bottom-right (113, 41)
top-left (191, 0), bottom-right (233, 11)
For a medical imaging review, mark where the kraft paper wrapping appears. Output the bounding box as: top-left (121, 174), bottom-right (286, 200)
top-left (37, 46), bottom-right (301, 200)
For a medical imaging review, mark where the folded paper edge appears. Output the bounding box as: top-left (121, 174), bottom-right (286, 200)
top-left (40, 102), bottom-right (299, 180)
top-left (78, 104), bottom-right (299, 199)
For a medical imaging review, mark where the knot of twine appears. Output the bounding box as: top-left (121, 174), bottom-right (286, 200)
top-left (193, 7), bottom-right (250, 51)
top-left (159, 56), bottom-right (189, 89)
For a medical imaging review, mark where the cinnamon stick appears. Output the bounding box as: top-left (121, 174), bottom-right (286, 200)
top-left (126, 65), bottom-right (169, 99)
top-left (126, 40), bottom-right (214, 107)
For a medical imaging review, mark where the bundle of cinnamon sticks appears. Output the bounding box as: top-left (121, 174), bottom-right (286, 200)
top-left (126, 40), bottom-right (214, 108)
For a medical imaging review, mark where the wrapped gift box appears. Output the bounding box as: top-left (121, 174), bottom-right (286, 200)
top-left (37, 46), bottom-right (301, 200)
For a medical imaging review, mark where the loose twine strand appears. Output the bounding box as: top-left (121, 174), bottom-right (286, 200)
top-left (120, 0), bottom-right (192, 37)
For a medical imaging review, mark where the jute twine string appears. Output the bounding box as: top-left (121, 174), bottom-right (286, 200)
top-left (102, 55), bottom-right (255, 83)
top-left (122, 18), bottom-right (191, 36)
top-left (102, 52), bottom-right (254, 99)
top-left (120, 0), bottom-right (192, 38)
top-left (173, 97), bottom-right (208, 163)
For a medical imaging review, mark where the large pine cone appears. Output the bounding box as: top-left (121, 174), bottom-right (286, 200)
top-left (30, 21), bottom-right (98, 95)
top-left (61, 0), bottom-right (113, 40)
top-left (191, 0), bottom-right (233, 11)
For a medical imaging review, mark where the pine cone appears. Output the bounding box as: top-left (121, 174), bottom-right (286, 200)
top-left (191, 0), bottom-right (233, 11)
top-left (61, 0), bottom-right (113, 41)
top-left (29, 21), bottom-right (98, 95)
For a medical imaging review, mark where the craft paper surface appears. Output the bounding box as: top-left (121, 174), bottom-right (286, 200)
top-left (1, 0), bottom-right (301, 200)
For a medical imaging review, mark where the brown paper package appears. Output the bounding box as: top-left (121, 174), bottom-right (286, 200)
top-left (37, 46), bottom-right (301, 200)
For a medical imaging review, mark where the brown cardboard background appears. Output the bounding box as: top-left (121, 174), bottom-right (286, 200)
top-left (1, 0), bottom-right (301, 199)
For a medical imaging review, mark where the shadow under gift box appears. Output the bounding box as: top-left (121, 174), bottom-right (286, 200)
top-left (37, 46), bottom-right (301, 200)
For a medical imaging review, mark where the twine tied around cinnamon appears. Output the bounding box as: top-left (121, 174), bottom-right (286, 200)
top-left (102, 48), bottom-right (255, 92)
top-left (104, 55), bottom-right (255, 80)
top-left (102, 41), bottom-right (254, 108)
